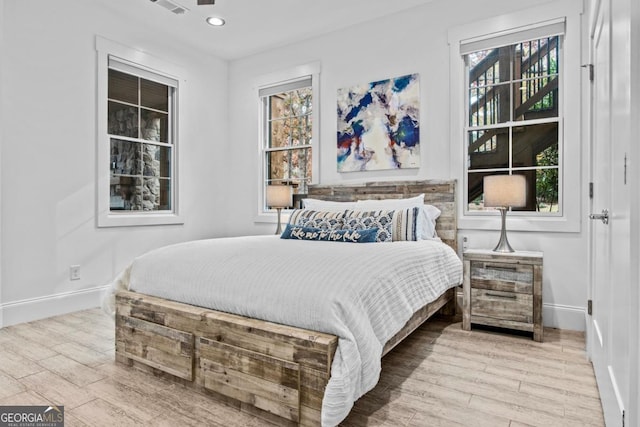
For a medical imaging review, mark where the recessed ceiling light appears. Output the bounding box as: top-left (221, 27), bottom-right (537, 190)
top-left (206, 16), bottom-right (225, 26)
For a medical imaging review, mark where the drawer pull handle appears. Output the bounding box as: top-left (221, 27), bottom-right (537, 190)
top-left (487, 265), bottom-right (518, 272)
top-left (485, 292), bottom-right (517, 300)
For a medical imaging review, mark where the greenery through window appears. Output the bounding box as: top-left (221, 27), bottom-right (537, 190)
top-left (466, 36), bottom-right (560, 213)
top-left (262, 79), bottom-right (313, 207)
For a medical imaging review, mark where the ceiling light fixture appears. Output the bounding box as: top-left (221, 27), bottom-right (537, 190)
top-left (206, 16), bottom-right (225, 26)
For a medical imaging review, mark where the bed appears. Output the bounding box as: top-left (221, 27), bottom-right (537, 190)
top-left (112, 179), bottom-right (461, 427)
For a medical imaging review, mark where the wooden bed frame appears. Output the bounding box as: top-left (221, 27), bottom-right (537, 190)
top-left (115, 179), bottom-right (458, 426)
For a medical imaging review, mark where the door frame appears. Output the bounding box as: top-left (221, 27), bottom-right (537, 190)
top-left (587, 0), bottom-right (640, 425)
top-left (586, 0), bottom-right (620, 424)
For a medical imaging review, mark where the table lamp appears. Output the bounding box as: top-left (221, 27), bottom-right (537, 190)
top-left (266, 185), bottom-right (293, 234)
top-left (483, 175), bottom-right (527, 253)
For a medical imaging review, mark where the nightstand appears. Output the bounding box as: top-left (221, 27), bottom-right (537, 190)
top-left (462, 249), bottom-right (543, 342)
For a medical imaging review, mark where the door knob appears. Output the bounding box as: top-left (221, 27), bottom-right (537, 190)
top-left (589, 209), bottom-right (609, 224)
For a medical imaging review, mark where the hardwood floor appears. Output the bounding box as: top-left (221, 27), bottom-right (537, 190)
top-left (0, 309), bottom-right (604, 426)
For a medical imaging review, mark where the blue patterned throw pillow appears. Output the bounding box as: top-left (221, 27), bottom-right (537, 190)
top-left (288, 209), bottom-right (344, 230)
top-left (280, 224), bottom-right (378, 243)
top-left (342, 207), bottom-right (420, 242)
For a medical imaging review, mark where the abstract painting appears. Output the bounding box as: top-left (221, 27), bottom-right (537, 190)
top-left (337, 73), bottom-right (420, 172)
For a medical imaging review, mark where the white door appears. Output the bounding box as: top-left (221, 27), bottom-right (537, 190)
top-left (588, 0), bottom-right (624, 424)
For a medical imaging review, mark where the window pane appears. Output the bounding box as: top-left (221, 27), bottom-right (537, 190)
top-left (267, 148), bottom-right (311, 182)
top-left (140, 78), bottom-right (168, 111)
top-left (270, 94), bottom-right (288, 120)
top-left (467, 47), bottom-right (510, 85)
top-left (108, 102), bottom-right (138, 138)
top-left (303, 114), bottom-right (313, 145)
top-left (468, 128), bottom-right (509, 170)
top-left (290, 88), bottom-right (312, 116)
top-left (469, 82), bottom-right (510, 126)
top-left (141, 109), bottom-right (168, 142)
top-left (512, 122), bottom-right (558, 168)
top-left (467, 171), bottom-right (508, 211)
top-left (110, 176), bottom-right (143, 210)
top-left (108, 69), bottom-right (138, 104)
top-left (301, 88), bottom-right (312, 114)
top-left (109, 176), bottom-right (171, 211)
top-left (269, 118), bottom-right (312, 148)
top-left (512, 172), bottom-right (538, 212)
top-left (517, 37), bottom-right (559, 79)
top-left (137, 177), bottom-right (171, 211)
top-left (513, 76), bottom-right (558, 121)
top-left (269, 118), bottom-right (290, 148)
top-left (267, 150), bottom-right (286, 181)
top-left (143, 144), bottom-right (171, 178)
top-left (110, 139), bottom-right (142, 175)
top-left (535, 167), bottom-right (559, 212)
top-left (158, 178), bottom-right (171, 210)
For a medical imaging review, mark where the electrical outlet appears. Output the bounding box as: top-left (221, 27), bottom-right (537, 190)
top-left (69, 265), bottom-right (81, 281)
top-left (462, 235), bottom-right (469, 251)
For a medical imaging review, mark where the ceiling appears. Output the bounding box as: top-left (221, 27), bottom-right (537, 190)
top-left (116, 0), bottom-right (436, 60)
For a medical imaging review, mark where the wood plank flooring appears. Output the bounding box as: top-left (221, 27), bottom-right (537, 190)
top-left (0, 309), bottom-right (604, 426)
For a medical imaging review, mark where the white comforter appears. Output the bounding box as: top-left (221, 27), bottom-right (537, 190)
top-left (108, 235), bottom-right (462, 426)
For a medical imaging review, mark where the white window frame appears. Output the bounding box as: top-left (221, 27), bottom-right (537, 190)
top-left (448, 0), bottom-right (584, 233)
top-left (96, 36), bottom-right (184, 227)
top-left (254, 62), bottom-right (320, 223)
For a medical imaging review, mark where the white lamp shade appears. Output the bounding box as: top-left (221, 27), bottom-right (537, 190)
top-left (483, 175), bottom-right (527, 208)
top-left (266, 185), bottom-right (293, 208)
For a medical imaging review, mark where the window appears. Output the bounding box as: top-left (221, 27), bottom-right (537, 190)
top-left (96, 37), bottom-right (183, 227)
top-left (448, 3), bottom-right (583, 233)
top-left (465, 32), bottom-right (562, 214)
top-left (259, 69), bottom-right (318, 213)
top-left (108, 62), bottom-right (175, 212)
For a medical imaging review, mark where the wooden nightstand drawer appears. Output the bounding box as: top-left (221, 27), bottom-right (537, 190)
top-left (470, 288), bottom-right (533, 323)
top-left (470, 261), bottom-right (533, 294)
top-left (462, 249), bottom-right (543, 341)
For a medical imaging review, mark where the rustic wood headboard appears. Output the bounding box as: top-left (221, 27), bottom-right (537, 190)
top-left (307, 180), bottom-right (457, 252)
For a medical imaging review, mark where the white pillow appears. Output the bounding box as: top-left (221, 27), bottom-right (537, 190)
top-left (302, 198), bottom-right (358, 212)
top-left (421, 205), bottom-right (441, 240)
top-left (355, 194), bottom-right (441, 240)
top-left (356, 194), bottom-right (425, 209)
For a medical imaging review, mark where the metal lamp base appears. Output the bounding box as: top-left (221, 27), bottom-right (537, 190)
top-left (493, 207), bottom-right (515, 253)
top-left (274, 208), bottom-right (283, 235)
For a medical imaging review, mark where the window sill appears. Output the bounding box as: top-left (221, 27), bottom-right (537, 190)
top-left (97, 212), bottom-right (184, 228)
top-left (458, 213), bottom-right (580, 233)
top-left (253, 211), bottom-right (292, 224)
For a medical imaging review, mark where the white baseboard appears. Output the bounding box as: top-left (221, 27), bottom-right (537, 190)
top-left (456, 290), bottom-right (585, 331)
top-left (543, 302), bottom-right (586, 331)
top-left (0, 285), bottom-right (109, 327)
top-left (2, 288), bottom-right (586, 332)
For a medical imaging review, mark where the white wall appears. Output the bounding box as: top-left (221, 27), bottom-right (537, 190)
top-left (228, 0), bottom-right (590, 330)
top-left (0, 0), bottom-right (229, 325)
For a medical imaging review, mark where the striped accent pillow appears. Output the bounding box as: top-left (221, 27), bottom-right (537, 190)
top-left (288, 209), bottom-right (344, 230)
top-left (342, 207), bottom-right (420, 242)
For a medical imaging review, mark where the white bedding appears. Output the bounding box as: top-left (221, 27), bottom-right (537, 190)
top-left (106, 235), bottom-right (462, 426)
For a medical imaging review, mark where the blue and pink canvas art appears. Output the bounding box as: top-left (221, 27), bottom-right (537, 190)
top-left (337, 73), bottom-right (420, 172)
